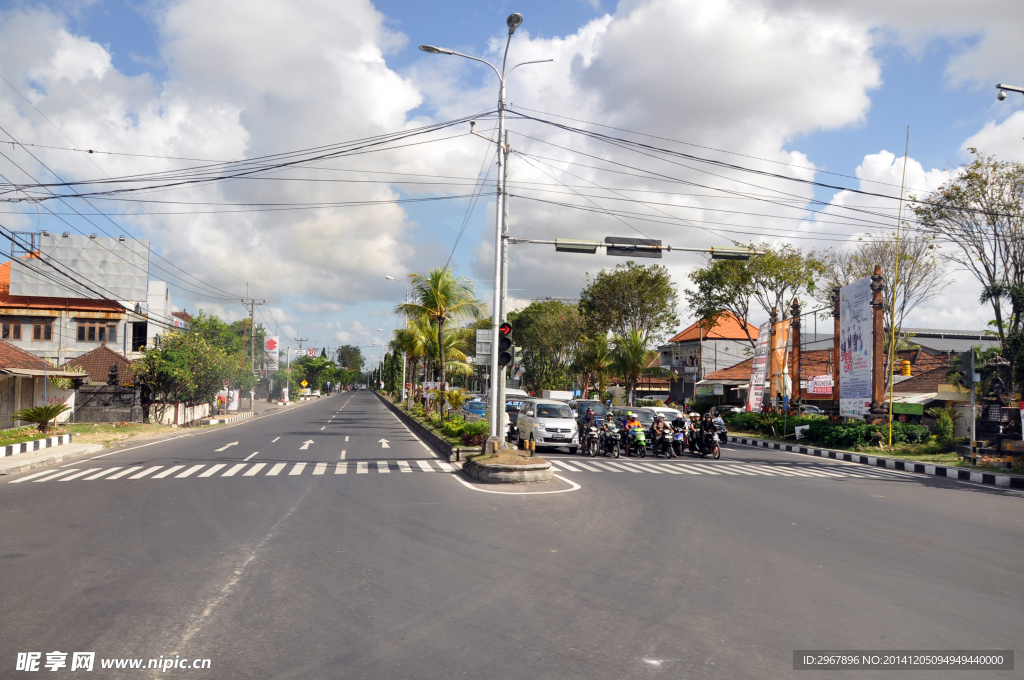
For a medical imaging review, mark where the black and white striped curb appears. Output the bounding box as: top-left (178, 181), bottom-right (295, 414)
top-left (0, 434), bottom-right (73, 459)
top-left (728, 435), bottom-right (1024, 490)
top-left (200, 411), bottom-right (256, 426)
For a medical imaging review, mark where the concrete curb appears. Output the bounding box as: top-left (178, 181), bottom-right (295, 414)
top-left (728, 434), bottom-right (1024, 490)
top-left (0, 433), bottom-right (73, 458)
top-left (200, 411), bottom-right (256, 426)
top-left (462, 458), bottom-right (554, 484)
top-left (0, 442), bottom-right (104, 476)
top-left (373, 392), bottom-right (454, 462)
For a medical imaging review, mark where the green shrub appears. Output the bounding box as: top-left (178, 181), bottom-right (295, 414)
top-left (932, 413), bottom-right (954, 446)
top-left (462, 420), bottom-right (490, 437)
top-left (441, 418), bottom-right (467, 438)
top-left (725, 411), bottom-right (760, 431)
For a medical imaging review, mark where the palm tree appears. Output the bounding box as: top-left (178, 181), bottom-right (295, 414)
top-left (610, 331), bottom-right (657, 406)
top-left (579, 334), bottom-right (612, 401)
top-left (397, 267), bottom-right (483, 391)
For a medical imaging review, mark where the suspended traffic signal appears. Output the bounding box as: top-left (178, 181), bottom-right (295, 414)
top-left (498, 322), bottom-right (513, 367)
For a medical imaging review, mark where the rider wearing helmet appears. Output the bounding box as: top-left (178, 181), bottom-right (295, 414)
top-left (651, 414), bottom-right (670, 457)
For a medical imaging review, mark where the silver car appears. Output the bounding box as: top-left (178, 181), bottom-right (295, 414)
top-left (516, 399), bottom-right (579, 453)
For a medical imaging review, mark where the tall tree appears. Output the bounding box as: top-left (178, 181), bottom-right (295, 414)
top-left (914, 149), bottom-right (1024, 347)
top-left (687, 258), bottom-right (758, 347)
top-left (335, 344), bottom-right (364, 372)
top-left (579, 261), bottom-right (679, 342)
top-left (508, 301), bottom-right (586, 392)
top-left (609, 331), bottom-right (657, 406)
top-left (397, 267), bottom-right (482, 391)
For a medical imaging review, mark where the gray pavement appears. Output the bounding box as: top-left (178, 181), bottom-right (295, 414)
top-left (1, 391), bottom-right (1020, 679)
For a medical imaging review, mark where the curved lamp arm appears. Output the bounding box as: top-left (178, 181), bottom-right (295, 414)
top-left (419, 46), bottom-right (501, 81)
top-left (506, 58), bottom-right (555, 79)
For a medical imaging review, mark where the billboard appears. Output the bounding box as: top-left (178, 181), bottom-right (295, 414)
top-left (265, 336), bottom-right (279, 371)
top-left (10, 233), bottom-right (150, 302)
top-left (744, 321), bottom-right (771, 412)
top-left (839, 276), bottom-right (873, 418)
top-left (806, 375), bottom-right (833, 396)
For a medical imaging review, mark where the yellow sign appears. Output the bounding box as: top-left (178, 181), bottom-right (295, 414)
top-left (300, 380), bottom-right (308, 387)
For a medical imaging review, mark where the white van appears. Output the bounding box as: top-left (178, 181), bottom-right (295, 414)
top-left (515, 399), bottom-right (579, 454)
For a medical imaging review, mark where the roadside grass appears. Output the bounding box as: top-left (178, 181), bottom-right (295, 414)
top-left (729, 427), bottom-right (1024, 477)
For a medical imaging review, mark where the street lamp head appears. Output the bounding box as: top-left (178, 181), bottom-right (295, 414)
top-left (419, 44), bottom-right (453, 55)
top-left (998, 89), bottom-right (1007, 101)
top-left (506, 13), bottom-right (523, 34)
top-left (385, 275), bottom-right (395, 280)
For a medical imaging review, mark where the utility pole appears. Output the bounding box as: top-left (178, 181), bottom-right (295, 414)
top-left (242, 299), bottom-right (266, 411)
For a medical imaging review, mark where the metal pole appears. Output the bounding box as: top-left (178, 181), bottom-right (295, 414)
top-left (487, 77), bottom-right (506, 439)
top-left (497, 129), bottom-right (509, 438)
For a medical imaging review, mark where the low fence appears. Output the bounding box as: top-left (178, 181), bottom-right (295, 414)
top-left (372, 392), bottom-right (453, 461)
top-left (74, 385), bottom-right (142, 423)
top-left (148, 401), bottom-right (212, 426)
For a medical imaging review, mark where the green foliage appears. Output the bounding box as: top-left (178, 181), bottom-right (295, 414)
top-left (509, 300), bottom-right (586, 392)
top-left (689, 398), bottom-right (718, 415)
top-left (754, 411), bottom-right (781, 436)
top-left (49, 364), bottom-right (85, 390)
top-left (335, 344), bottom-right (364, 372)
top-left (931, 413), bottom-right (955, 446)
top-left (13, 403), bottom-right (70, 432)
top-left (292, 356), bottom-right (336, 391)
top-left (133, 331), bottom-right (229, 405)
top-left (925, 406), bottom-right (963, 422)
top-left (726, 411), bottom-right (930, 448)
top-left (636, 398), bottom-right (665, 407)
top-left (579, 261), bottom-right (679, 342)
top-left (440, 417), bottom-right (466, 438)
top-left (610, 330), bottom-right (656, 400)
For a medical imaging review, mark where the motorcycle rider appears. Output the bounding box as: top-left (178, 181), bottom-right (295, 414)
top-left (580, 407), bottom-right (599, 450)
top-left (712, 411), bottom-right (727, 437)
top-left (686, 412), bottom-right (701, 453)
top-left (699, 413), bottom-right (717, 454)
top-left (600, 413), bottom-right (617, 454)
top-left (622, 411), bottom-right (643, 456)
top-left (651, 414), bottom-right (671, 457)
top-left (671, 412), bottom-right (689, 456)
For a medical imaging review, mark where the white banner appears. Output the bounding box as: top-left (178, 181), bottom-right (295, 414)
top-left (745, 321), bottom-right (771, 412)
top-left (807, 374), bottom-right (833, 396)
top-left (839, 276), bottom-right (873, 417)
top-left (265, 336), bottom-right (279, 371)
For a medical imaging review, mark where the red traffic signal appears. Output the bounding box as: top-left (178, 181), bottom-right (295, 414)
top-left (498, 322), bottom-right (512, 336)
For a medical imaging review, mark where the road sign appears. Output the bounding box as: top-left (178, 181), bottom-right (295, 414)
top-left (306, 348), bottom-right (316, 358)
top-left (301, 380), bottom-right (308, 387)
top-left (605, 236), bottom-right (662, 258)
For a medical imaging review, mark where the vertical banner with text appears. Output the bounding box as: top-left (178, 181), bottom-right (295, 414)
top-left (265, 336), bottom-right (279, 371)
top-left (771, 319), bottom-right (791, 401)
top-left (745, 321), bottom-right (771, 412)
top-left (839, 276), bottom-right (873, 417)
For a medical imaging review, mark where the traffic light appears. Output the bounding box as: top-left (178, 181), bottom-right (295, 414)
top-left (955, 350), bottom-right (976, 390)
top-left (497, 322), bottom-right (513, 367)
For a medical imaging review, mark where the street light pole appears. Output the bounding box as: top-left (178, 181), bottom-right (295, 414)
top-left (420, 12), bottom-right (552, 440)
top-left (996, 83), bottom-right (1024, 101)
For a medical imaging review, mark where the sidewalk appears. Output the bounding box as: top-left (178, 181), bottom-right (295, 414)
top-left (728, 433), bottom-right (1024, 490)
top-left (0, 442), bottom-right (105, 477)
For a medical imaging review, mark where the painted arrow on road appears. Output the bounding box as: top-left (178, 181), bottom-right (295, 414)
top-left (300, 440), bottom-right (314, 450)
top-left (378, 439), bottom-right (390, 449)
top-left (215, 442), bottom-right (238, 452)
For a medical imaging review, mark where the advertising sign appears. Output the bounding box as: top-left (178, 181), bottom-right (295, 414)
top-left (745, 321), bottom-right (771, 412)
top-left (696, 384), bottom-right (725, 397)
top-left (771, 319), bottom-right (791, 399)
top-left (265, 336), bottom-right (279, 371)
top-left (807, 374), bottom-right (833, 396)
top-left (839, 276), bottom-right (873, 417)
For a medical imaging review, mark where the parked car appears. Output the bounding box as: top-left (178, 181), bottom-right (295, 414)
top-left (716, 405), bottom-right (744, 415)
top-left (569, 400), bottom-right (610, 420)
top-left (800, 404), bottom-right (824, 415)
top-left (461, 399), bottom-right (487, 419)
top-left (649, 406), bottom-right (682, 422)
top-left (515, 399), bottom-right (579, 453)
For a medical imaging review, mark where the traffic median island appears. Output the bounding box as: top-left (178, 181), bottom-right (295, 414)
top-left (462, 450), bottom-right (554, 484)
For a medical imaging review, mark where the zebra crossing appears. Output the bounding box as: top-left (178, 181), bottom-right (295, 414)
top-left (547, 458), bottom-right (914, 480)
top-left (8, 459), bottom-right (456, 483)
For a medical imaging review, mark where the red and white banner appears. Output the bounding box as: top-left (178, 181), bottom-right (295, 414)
top-left (745, 321), bottom-right (771, 412)
top-left (807, 374), bottom-right (833, 396)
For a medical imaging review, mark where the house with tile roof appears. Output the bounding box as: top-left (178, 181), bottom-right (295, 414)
top-left (63, 345), bottom-right (135, 385)
top-left (0, 338), bottom-right (87, 428)
top-left (658, 312), bottom-right (761, 402)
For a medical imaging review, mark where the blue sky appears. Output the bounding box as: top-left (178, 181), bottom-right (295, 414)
top-left (2, 0), bottom-right (1023, 351)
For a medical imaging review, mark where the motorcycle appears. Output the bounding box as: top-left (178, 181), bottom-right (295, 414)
top-left (623, 426), bottom-right (647, 457)
top-left (652, 428), bottom-right (673, 458)
top-left (696, 431), bottom-right (722, 459)
top-left (583, 425), bottom-right (601, 457)
top-left (599, 425), bottom-right (621, 458)
top-left (671, 427), bottom-right (688, 456)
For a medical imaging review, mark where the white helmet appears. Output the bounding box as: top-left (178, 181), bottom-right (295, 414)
top-left (689, 412), bottom-right (699, 418)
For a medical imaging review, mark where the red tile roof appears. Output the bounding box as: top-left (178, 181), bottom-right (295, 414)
top-left (703, 347), bottom-right (950, 385)
top-left (669, 312), bottom-right (761, 343)
top-left (62, 345), bottom-right (134, 384)
top-left (172, 310), bottom-right (191, 322)
top-left (0, 339), bottom-right (54, 370)
top-left (0, 256), bottom-right (124, 312)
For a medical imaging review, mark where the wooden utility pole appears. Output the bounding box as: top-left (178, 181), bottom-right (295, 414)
top-left (869, 265), bottom-right (885, 419)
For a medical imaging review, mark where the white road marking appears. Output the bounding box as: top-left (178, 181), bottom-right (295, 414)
top-left (153, 465), bottom-right (185, 478)
top-left (377, 461), bottom-right (390, 473)
top-left (313, 462), bottom-right (327, 475)
top-left (33, 469), bottom-right (81, 482)
top-left (59, 468), bottom-right (100, 481)
top-left (108, 467), bottom-right (144, 479)
top-left (709, 466), bottom-right (741, 475)
top-left (345, 435), bottom-right (349, 441)
top-left (175, 464), bottom-right (205, 478)
top-left (215, 442), bottom-right (238, 452)
top-left (356, 462), bottom-right (368, 474)
top-left (416, 460), bottom-right (434, 472)
top-left (775, 467), bottom-right (816, 477)
top-left (300, 440), bottom-right (314, 450)
top-left (9, 469), bottom-right (66, 483)
top-left (272, 437), bottom-right (280, 443)
top-left (588, 461), bottom-right (623, 472)
top-left (631, 463), bottom-right (664, 474)
top-left (668, 465), bottom-right (702, 474)
top-left (335, 462), bottom-right (347, 474)
top-left (222, 463), bottom-right (247, 477)
top-left (83, 467), bottom-right (121, 480)
top-left (340, 450), bottom-right (346, 459)
top-left (129, 466), bottom-right (164, 479)
top-left (397, 461), bottom-right (412, 473)
top-left (244, 451), bottom-right (259, 461)
top-left (604, 461), bottom-right (643, 473)
top-left (436, 461), bottom-right (455, 472)
top-left (199, 464), bottom-right (227, 478)
top-left (243, 463), bottom-right (266, 476)
top-left (556, 461), bottom-right (581, 472)
top-left (379, 438), bottom-right (390, 448)
top-left (266, 463), bottom-right (287, 476)
top-left (289, 463), bottom-right (306, 475)
top-left (573, 461), bottom-right (603, 472)
top-left (320, 427), bottom-right (325, 431)
top-left (549, 465), bottom-right (561, 472)
top-left (725, 464), bottom-right (776, 476)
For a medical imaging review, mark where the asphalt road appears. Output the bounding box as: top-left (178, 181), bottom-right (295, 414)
top-left (2, 391), bottom-right (1020, 679)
